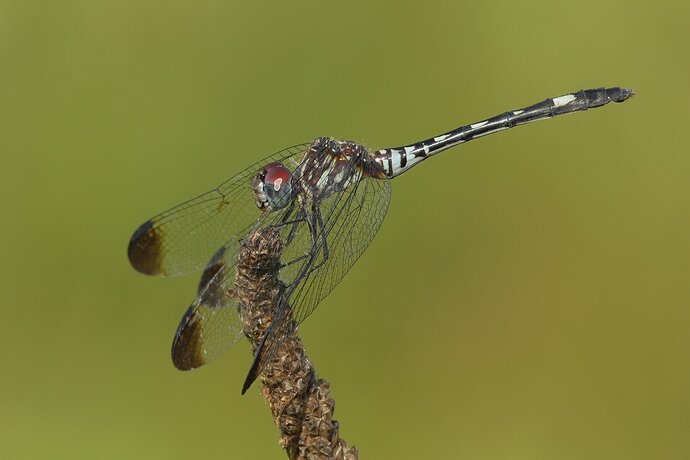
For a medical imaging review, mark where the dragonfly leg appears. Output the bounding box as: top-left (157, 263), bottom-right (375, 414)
top-left (285, 209), bottom-right (306, 246)
top-left (268, 208), bottom-right (311, 269)
top-left (305, 207), bottom-right (329, 274)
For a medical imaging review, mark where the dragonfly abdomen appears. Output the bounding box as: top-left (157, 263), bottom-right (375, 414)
top-left (372, 87), bottom-right (634, 178)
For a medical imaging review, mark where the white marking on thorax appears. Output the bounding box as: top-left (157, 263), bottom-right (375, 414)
top-left (316, 167), bottom-right (330, 190)
top-left (342, 169), bottom-right (360, 189)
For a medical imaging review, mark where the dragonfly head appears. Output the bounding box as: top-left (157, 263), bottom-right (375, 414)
top-left (253, 162), bottom-right (293, 212)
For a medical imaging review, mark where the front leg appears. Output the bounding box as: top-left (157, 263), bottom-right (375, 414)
top-left (306, 205), bottom-right (329, 274)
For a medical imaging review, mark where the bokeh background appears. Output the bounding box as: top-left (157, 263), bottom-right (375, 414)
top-left (2, 1), bottom-right (689, 458)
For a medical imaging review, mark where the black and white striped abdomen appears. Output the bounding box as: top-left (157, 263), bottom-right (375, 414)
top-left (371, 87), bottom-right (633, 178)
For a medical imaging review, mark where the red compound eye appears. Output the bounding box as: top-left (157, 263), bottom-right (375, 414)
top-left (255, 162), bottom-right (293, 211)
top-left (263, 163), bottom-right (292, 192)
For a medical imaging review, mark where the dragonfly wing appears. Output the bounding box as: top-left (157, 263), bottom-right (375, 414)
top-left (128, 143), bottom-right (310, 277)
top-left (291, 174), bottom-right (392, 324)
top-left (171, 261), bottom-right (243, 370)
top-left (242, 170), bottom-right (392, 391)
top-left (171, 209), bottom-right (289, 370)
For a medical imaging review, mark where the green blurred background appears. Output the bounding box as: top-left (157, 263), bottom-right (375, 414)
top-left (2, 0), bottom-right (689, 458)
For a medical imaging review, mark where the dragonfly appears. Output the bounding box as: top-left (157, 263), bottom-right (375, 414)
top-left (128, 87), bottom-right (633, 393)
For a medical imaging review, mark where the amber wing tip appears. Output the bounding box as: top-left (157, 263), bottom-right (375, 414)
top-left (170, 306), bottom-right (204, 371)
top-left (127, 219), bottom-right (164, 275)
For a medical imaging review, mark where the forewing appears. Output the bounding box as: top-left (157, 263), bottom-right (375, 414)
top-left (291, 174), bottom-right (391, 324)
top-left (127, 143), bottom-right (309, 277)
top-left (242, 171), bottom-right (391, 390)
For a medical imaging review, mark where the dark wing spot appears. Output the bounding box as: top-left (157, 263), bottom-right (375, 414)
top-left (127, 220), bottom-right (164, 275)
top-left (197, 246), bottom-right (228, 306)
top-left (171, 306), bottom-right (205, 370)
top-left (197, 246), bottom-right (226, 293)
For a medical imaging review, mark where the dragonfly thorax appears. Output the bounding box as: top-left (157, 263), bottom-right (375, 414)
top-left (252, 162), bottom-right (293, 212)
top-left (295, 137), bottom-right (375, 201)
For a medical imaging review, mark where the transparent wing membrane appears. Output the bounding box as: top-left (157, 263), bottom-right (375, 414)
top-left (127, 143), bottom-right (309, 277)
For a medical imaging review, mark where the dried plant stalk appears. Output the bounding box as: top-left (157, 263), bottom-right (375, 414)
top-left (232, 227), bottom-right (358, 460)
